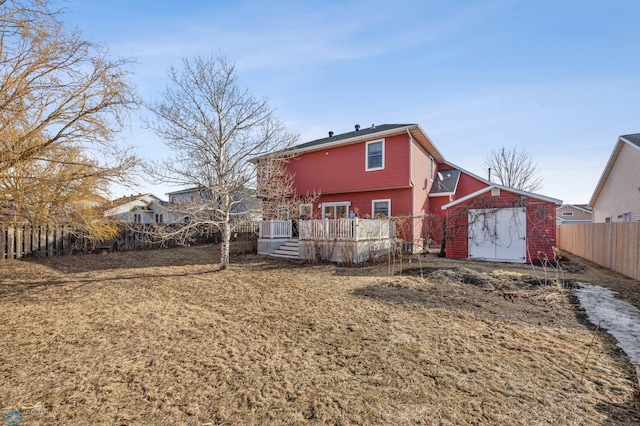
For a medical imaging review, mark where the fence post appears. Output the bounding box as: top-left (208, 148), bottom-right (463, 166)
top-left (354, 217), bottom-right (359, 242)
top-left (7, 227), bottom-right (15, 259)
top-left (0, 226), bottom-right (5, 259)
top-left (15, 226), bottom-right (23, 259)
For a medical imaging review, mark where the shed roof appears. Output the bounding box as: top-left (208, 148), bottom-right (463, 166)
top-left (441, 184), bottom-right (562, 210)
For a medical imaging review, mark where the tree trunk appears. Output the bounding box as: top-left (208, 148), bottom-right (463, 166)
top-left (220, 220), bottom-right (231, 270)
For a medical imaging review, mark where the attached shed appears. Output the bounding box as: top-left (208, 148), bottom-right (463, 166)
top-left (441, 185), bottom-right (561, 263)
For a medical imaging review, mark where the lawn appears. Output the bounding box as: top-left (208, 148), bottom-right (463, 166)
top-left (1, 245), bottom-right (639, 425)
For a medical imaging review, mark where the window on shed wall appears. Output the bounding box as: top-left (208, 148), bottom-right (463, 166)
top-left (372, 199), bottom-right (391, 218)
top-left (605, 217), bottom-right (611, 223)
top-left (366, 140), bottom-right (384, 171)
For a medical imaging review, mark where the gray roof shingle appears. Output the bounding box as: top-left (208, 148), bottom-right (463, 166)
top-left (622, 133), bottom-right (640, 148)
top-left (293, 124), bottom-right (414, 150)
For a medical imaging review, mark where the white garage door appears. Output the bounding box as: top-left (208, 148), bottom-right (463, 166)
top-left (468, 207), bottom-right (526, 262)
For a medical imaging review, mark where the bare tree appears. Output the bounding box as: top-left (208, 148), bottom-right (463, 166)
top-left (0, 0), bottom-right (139, 225)
top-left (256, 156), bottom-right (319, 220)
top-left (146, 54), bottom-right (298, 269)
top-left (483, 146), bottom-right (543, 192)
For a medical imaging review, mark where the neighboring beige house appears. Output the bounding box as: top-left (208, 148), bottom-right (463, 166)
top-left (589, 133), bottom-right (640, 223)
top-left (556, 204), bottom-right (592, 225)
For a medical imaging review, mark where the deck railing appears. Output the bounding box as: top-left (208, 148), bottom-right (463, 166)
top-left (299, 218), bottom-right (393, 241)
top-left (259, 220), bottom-right (292, 239)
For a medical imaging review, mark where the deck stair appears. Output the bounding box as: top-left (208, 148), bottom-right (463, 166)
top-left (270, 238), bottom-right (299, 259)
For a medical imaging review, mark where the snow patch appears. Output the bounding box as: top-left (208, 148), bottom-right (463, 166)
top-left (575, 283), bottom-right (640, 365)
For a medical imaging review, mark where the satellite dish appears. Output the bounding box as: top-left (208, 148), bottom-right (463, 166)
top-left (437, 171), bottom-right (444, 181)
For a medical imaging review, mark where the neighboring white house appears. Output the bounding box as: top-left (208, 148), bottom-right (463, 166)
top-left (104, 194), bottom-right (176, 224)
top-left (589, 133), bottom-right (640, 223)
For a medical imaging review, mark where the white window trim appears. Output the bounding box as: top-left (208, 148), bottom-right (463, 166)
top-left (561, 211), bottom-right (574, 216)
top-left (277, 204), bottom-right (290, 220)
top-left (299, 203), bottom-right (312, 218)
top-left (321, 202), bottom-right (351, 219)
top-left (371, 199), bottom-right (391, 218)
top-left (365, 139), bottom-right (385, 171)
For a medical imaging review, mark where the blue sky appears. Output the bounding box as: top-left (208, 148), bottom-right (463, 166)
top-left (64, 0), bottom-right (640, 204)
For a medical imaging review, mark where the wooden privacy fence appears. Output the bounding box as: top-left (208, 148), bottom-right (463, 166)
top-left (1, 225), bottom-right (78, 259)
top-left (556, 223), bottom-right (640, 281)
top-left (1, 222), bottom-right (259, 260)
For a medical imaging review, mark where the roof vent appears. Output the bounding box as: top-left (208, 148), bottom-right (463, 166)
top-left (328, 131), bottom-right (334, 137)
top-left (371, 124), bottom-right (375, 129)
top-left (355, 124), bottom-right (360, 131)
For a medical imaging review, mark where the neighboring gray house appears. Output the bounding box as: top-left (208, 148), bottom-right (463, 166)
top-left (590, 133), bottom-right (640, 223)
top-left (166, 186), bottom-right (261, 221)
top-left (104, 194), bottom-right (173, 224)
top-left (556, 204), bottom-right (592, 225)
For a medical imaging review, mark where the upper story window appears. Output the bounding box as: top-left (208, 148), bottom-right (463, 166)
top-left (259, 164), bottom-right (269, 181)
top-left (561, 211), bottom-right (574, 216)
top-left (366, 140), bottom-right (384, 171)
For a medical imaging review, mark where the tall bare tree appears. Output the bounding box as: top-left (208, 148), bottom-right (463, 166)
top-left (146, 54), bottom-right (298, 269)
top-left (483, 146), bottom-right (543, 192)
top-left (256, 156), bottom-right (319, 221)
top-left (0, 0), bottom-right (139, 225)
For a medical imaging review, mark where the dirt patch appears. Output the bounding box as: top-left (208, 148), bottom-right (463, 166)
top-left (0, 246), bottom-right (639, 424)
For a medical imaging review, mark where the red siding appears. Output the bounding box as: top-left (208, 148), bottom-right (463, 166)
top-left (410, 138), bottom-right (433, 246)
top-left (426, 171), bottom-right (489, 245)
top-left (427, 195), bottom-right (450, 244)
top-left (453, 172), bottom-right (488, 200)
top-left (310, 189), bottom-right (413, 219)
top-left (444, 189), bottom-right (557, 263)
top-left (287, 133), bottom-right (411, 195)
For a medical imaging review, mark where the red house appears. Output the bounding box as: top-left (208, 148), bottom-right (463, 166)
top-left (259, 123), bottom-right (561, 263)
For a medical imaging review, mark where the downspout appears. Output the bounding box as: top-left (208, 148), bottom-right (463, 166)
top-left (407, 129), bottom-right (415, 248)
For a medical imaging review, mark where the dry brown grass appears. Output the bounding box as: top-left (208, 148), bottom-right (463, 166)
top-left (0, 245), bottom-right (639, 425)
